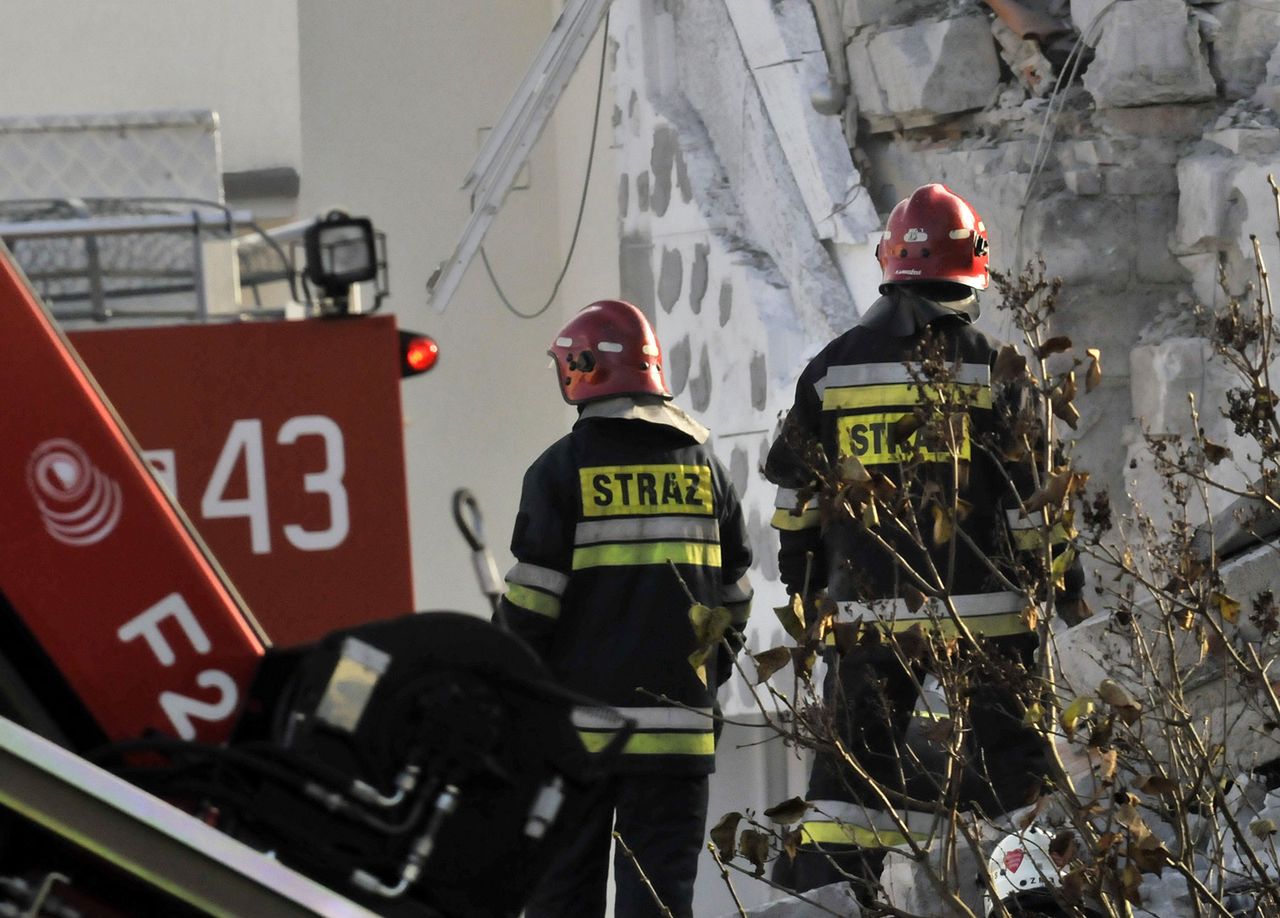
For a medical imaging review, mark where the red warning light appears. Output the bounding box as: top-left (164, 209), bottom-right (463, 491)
top-left (398, 330), bottom-right (439, 377)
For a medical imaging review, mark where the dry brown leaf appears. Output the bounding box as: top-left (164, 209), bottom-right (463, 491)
top-left (1023, 468), bottom-right (1075, 513)
top-left (893, 413), bottom-right (922, 444)
top-left (772, 595), bottom-right (806, 642)
top-left (1050, 830), bottom-right (1079, 867)
top-left (931, 505), bottom-right (954, 544)
top-left (1203, 437), bottom-right (1233, 465)
top-left (1136, 774), bottom-right (1179, 799)
top-left (838, 454), bottom-right (871, 484)
top-left (791, 646), bottom-right (817, 681)
top-left (752, 647), bottom-right (792, 684)
top-left (1098, 678), bottom-right (1140, 710)
top-left (782, 827), bottom-right (803, 863)
top-left (738, 828), bottom-right (771, 877)
top-left (1038, 335), bottom-right (1074, 358)
top-left (1061, 696), bottom-right (1096, 741)
top-left (861, 498), bottom-right (880, 528)
top-left (832, 622), bottom-right (860, 657)
top-left (1251, 818), bottom-right (1278, 839)
top-left (1085, 347), bottom-right (1102, 393)
top-left (1131, 834), bottom-right (1169, 876)
top-left (1051, 371), bottom-right (1081, 429)
top-left (1093, 747), bottom-right (1118, 785)
top-left (764, 797), bottom-right (812, 826)
top-left (709, 811), bottom-right (742, 856)
top-left (993, 344), bottom-right (1029, 382)
top-left (1213, 591), bottom-right (1242, 624)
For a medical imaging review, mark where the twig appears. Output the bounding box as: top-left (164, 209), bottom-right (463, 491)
top-left (613, 830), bottom-right (674, 917)
top-left (707, 843), bottom-right (748, 917)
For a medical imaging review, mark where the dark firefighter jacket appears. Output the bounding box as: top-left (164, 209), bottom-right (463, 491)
top-left (765, 287), bottom-right (1081, 639)
top-left (499, 396), bottom-right (753, 775)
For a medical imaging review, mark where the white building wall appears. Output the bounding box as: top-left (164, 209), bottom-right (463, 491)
top-left (0, 0), bottom-right (302, 177)
top-left (295, 1), bottom-right (617, 616)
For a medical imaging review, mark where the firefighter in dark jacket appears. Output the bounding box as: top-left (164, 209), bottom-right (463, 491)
top-left (499, 298), bottom-right (754, 918)
top-left (764, 184), bottom-right (1082, 896)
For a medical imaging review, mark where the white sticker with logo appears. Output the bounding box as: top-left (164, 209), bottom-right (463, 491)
top-left (903, 227), bottom-right (929, 243)
top-left (26, 438), bottom-right (122, 546)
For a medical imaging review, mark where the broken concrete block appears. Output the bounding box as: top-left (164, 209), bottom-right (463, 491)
top-left (1022, 192), bottom-right (1136, 291)
top-left (1083, 0), bottom-right (1218, 108)
top-left (1103, 165), bottom-right (1178, 196)
top-left (1064, 169), bottom-right (1103, 195)
top-left (1070, 137), bottom-right (1117, 167)
top-left (1254, 41), bottom-right (1280, 114)
top-left (866, 15), bottom-right (1002, 124)
top-left (1204, 126), bottom-right (1280, 157)
top-left (1131, 337), bottom-right (1212, 437)
top-left (1135, 195), bottom-right (1191, 284)
top-left (1173, 152), bottom-right (1243, 255)
top-left (1205, 1), bottom-right (1280, 99)
top-left (841, 0), bottom-right (895, 31)
top-left (1070, 0), bottom-right (1117, 42)
top-left (845, 30), bottom-right (889, 122)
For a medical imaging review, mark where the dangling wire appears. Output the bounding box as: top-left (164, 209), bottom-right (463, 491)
top-left (1013, 1), bottom-right (1120, 269)
top-left (481, 10), bottom-right (611, 320)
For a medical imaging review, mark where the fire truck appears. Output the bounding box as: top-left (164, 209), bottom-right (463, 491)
top-left (0, 204), bottom-right (622, 917)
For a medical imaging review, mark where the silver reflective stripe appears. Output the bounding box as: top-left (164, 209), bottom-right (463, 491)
top-left (722, 574), bottom-right (753, 603)
top-left (836, 591), bottom-right (1025, 621)
top-left (574, 516), bottom-right (719, 545)
top-left (572, 705), bottom-right (714, 731)
top-left (804, 799), bottom-right (943, 838)
top-left (504, 562), bottom-right (569, 596)
top-left (816, 361), bottom-right (990, 395)
top-left (774, 486), bottom-right (810, 511)
top-left (1006, 508), bottom-right (1037, 530)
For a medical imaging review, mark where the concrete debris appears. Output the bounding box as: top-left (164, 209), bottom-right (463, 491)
top-left (722, 881), bottom-right (863, 917)
top-left (1204, 1), bottom-right (1280, 100)
top-left (1082, 0), bottom-right (1217, 108)
top-left (990, 16), bottom-right (1057, 97)
top-left (849, 15), bottom-right (1002, 132)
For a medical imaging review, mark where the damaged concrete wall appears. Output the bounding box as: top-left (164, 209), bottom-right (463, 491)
top-left (616, 0), bottom-right (1280, 592)
top-left (612, 0), bottom-right (1280, 907)
top-left (611, 0), bottom-right (880, 697)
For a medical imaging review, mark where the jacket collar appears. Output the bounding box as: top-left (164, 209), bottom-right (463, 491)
top-left (857, 286), bottom-right (978, 337)
top-left (578, 396), bottom-right (710, 444)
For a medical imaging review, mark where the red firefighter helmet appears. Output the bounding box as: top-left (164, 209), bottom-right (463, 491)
top-left (548, 299), bottom-right (671, 405)
top-left (876, 184), bottom-right (990, 292)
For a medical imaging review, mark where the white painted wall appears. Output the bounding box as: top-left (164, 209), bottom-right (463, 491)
top-left (296, 1), bottom-right (618, 615)
top-left (0, 0), bottom-right (302, 175)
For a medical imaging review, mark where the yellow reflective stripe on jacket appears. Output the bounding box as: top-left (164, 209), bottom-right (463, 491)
top-left (1011, 520), bottom-right (1071, 551)
top-left (504, 583), bottom-right (561, 620)
top-left (771, 506), bottom-right (821, 531)
top-left (578, 464), bottom-right (714, 518)
top-left (821, 381), bottom-right (992, 412)
top-left (835, 412), bottom-right (970, 465)
top-left (578, 729), bottom-right (716, 757)
top-left (571, 541), bottom-right (722, 570)
top-left (799, 820), bottom-right (929, 849)
top-left (883, 612), bottom-right (1029, 638)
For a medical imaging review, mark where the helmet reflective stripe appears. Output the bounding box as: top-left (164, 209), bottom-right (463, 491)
top-left (983, 827), bottom-right (1063, 916)
top-left (548, 299), bottom-right (671, 405)
top-left (876, 183), bottom-right (991, 292)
